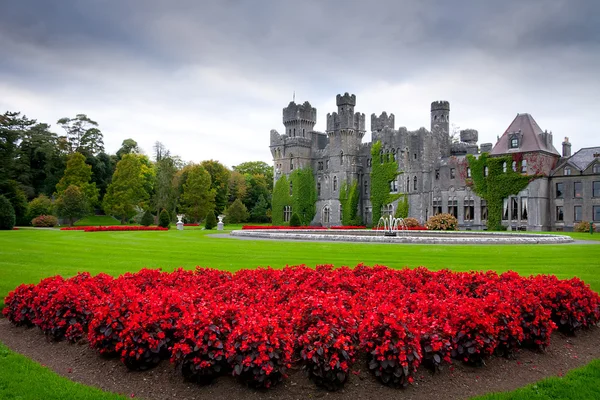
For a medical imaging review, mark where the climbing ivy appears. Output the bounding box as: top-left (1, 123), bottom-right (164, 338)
top-left (394, 193), bottom-right (409, 219)
top-left (370, 141), bottom-right (403, 223)
top-left (271, 175), bottom-right (291, 225)
top-left (339, 179), bottom-right (362, 226)
top-left (466, 153), bottom-right (535, 231)
top-left (290, 167), bottom-right (317, 226)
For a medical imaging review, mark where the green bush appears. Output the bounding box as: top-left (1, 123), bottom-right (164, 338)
top-left (426, 213), bottom-right (458, 231)
top-left (140, 210), bottom-right (154, 226)
top-left (0, 180), bottom-right (29, 226)
top-left (158, 209), bottom-right (170, 228)
top-left (289, 212), bottom-right (301, 227)
top-left (0, 195), bottom-right (16, 230)
top-left (28, 195), bottom-right (54, 221)
top-left (225, 198), bottom-right (249, 224)
top-left (205, 210), bottom-right (217, 230)
top-left (31, 215), bottom-right (59, 227)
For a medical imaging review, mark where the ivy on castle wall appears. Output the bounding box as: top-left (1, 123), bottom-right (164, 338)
top-left (370, 141), bottom-right (402, 223)
top-left (271, 175), bottom-right (291, 226)
top-left (290, 168), bottom-right (317, 226)
top-left (339, 180), bottom-right (362, 226)
top-left (466, 153), bottom-right (536, 231)
top-left (394, 193), bottom-right (409, 219)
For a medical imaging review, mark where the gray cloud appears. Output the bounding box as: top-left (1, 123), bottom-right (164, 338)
top-left (1, 0), bottom-right (599, 166)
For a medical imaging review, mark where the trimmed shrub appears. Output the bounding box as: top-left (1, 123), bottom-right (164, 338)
top-left (158, 209), bottom-right (170, 228)
top-left (574, 221), bottom-right (595, 233)
top-left (401, 217), bottom-right (420, 228)
top-left (31, 215), bottom-right (59, 227)
top-left (426, 213), bottom-right (458, 231)
top-left (225, 198), bottom-right (248, 224)
top-left (141, 210), bottom-right (154, 226)
top-left (205, 210), bottom-right (217, 230)
top-left (0, 195), bottom-right (16, 230)
top-left (289, 212), bottom-right (301, 227)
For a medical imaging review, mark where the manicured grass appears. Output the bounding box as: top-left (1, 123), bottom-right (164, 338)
top-left (0, 342), bottom-right (125, 400)
top-left (0, 228), bottom-right (598, 399)
top-left (73, 215), bottom-right (122, 226)
top-left (474, 359), bottom-right (600, 399)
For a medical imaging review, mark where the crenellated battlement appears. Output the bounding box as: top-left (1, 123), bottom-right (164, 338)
top-left (326, 111), bottom-right (366, 133)
top-left (371, 112), bottom-right (395, 132)
top-left (283, 101), bottom-right (317, 124)
top-left (431, 100), bottom-right (450, 112)
top-left (336, 92), bottom-right (356, 107)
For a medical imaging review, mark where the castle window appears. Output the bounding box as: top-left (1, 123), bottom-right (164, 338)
top-left (333, 176), bottom-right (337, 191)
top-left (433, 197), bottom-right (442, 215)
top-left (450, 168), bottom-right (456, 179)
top-left (521, 160), bottom-right (527, 174)
top-left (414, 153), bottom-right (417, 160)
top-left (593, 181), bottom-right (600, 198)
top-left (390, 179), bottom-right (397, 193)
top-left (467, 167), bottom-right (471, 178)
top-left (481, 200), bottom-right (488, 221)
top-left (385, 151), bottom-right (390, 162)
top-left (502, 199), bottom-right (508, 220)
top-left (406, 176), bottom-right (410, 192)
top-left (289, 181), bottom-right (293, 196)
top-left (594, 205), bottom-right (600, 222)
top-left (574, 181), bottom-right (582, 198)
top-left (484, 166), bottom-right (489, 177)
top-left (556, 182), bottom-right (564, 198)
top-left (574, 205), bottom-right (582, 222)
top-left (464, 197), bottom-right (474, 221)
top-left (510, 138), bottom-right (518, 148)
top-left (317, 182), bottom-right (321, 196)
top-left (434, 115), bottom-right (438, 121)
top-left (521, 197), bottom-right (528, 220)
top-left (364, 181), bottom-right (368, 195)
top-left (367, 158), bottom-right (371, 167)
top-left (435, 169), bottom-right (440, 180)
top-left (290, 156), bottom-right (294, 170)
top-left (339, 204), bottom-right (342, 221)
top-left (556, 206), bottom-right (564, 221)
top-left (340, 151), bottom-right (344, 165)
top-left (391, 149), bottom-right (396, 161)
top-left (512, 161), bottom-right (517, 172)
top-left (503, 162), bottom-right (507, 173)
top-left (564, 167), bottom-right (571, 176)
top-left (293, 128), bottom-right (296, 137)
top-left (594, 164), bottom-right (600, 174)
top-left (302, 128), bottom-right (305, 137)
top-left (511, 197), bottom-right (518, 220)
top-left (413, 176), bottom-right (417, 191)
top-left (288, 129), bottom-right (291, 135)
top-left (322, 206), bottom-right (330, 224)
top-left (283, 206), bottom-right (292, 222)
top-left (448, 197), bottom-right (457, 218)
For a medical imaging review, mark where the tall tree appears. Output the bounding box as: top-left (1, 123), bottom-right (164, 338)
top-left (233, 161), bottom-right (274, 192)
top-left (180, 165), bottom-right (215, 222)
top-left (0, 112), bottom-right (36, 184)
top-left (103, 154), bottom-right (150, 224)
top-left (228, 170), bottom-right (247, 204)
top-left (116, 138), bottom-right (140, 159)
top-left (244, 173), bottom-right (270, 219)
top-left (153, 157), bottom-right (178, 217)
top-left (55, 152), bottom-right (99, 209)
top-left (200, 160), bottom-right (230, 215)
top-left (56, 185), bottom-right (90, 226)
top-left (86, 152), bottom-right (115, 199)
top-left (57, 114), bottom-right (104, 155)
top-left (153, 141), bottom-right (169, 162)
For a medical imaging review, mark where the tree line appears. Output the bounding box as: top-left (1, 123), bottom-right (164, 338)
top-left (0, 111), bottom-right (273, 228)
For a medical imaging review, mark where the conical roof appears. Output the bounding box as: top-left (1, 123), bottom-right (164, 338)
top-left (490, 113), bottom-right (560, 156)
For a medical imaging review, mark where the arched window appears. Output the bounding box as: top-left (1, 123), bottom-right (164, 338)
top-left (464, 196), bottom-right (474, 221)
top-left (413, 176), bottom-right (417, 191)
top-left (433, 197), bottom-right (442, 215)
top-left (322, 206), bottom-right (330, 224)
top-left (521, 160), bottom-right (527, 173)
top-left (502, 162), bottom-right (507, 173)
top-left (333, 176), bottom-right (337, 191)
top-left (290, 155), bottom-right (294, 170)
top-left (340, 151), bottom-right (344, 165)
top-left (364, 181), bottom-right (368, 195)
top-left (283, 206), bottom-right (292, 222)
top-left (406, 176), bottom-right (410, 192)
top-left (484, 166), bottom-right (489, 177)
top-left (302, 128), bottom-right (305, 137)
top-left (293, 128), bottom-right (296, 137)
top-left (512, 161), bottom-right (517, 172)
top-left (448, 196), bottom-right (458, 217)
top-left (391, 148), bottom-right (396, 161)
top-left (317, 182), bottom-right (321, 196)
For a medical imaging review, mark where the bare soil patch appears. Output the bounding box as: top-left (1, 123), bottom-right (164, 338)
top-left (1, 319), bottom-right (599, 400)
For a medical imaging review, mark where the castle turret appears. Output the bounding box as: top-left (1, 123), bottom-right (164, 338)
top-left (431, 100), bottom-right (451, 157)
top-left (283, 101), bottom-right (316, 138)
top-left (371, 112), bottom-right (395, 133)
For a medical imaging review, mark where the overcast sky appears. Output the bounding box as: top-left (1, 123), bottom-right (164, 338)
top-left (1, 0), bottom-right (599, 167)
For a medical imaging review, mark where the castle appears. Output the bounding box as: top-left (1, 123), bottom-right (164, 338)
top-left (270, 93), bottom-right (600, 231)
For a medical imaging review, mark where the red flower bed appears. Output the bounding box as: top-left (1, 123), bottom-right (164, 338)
top-left (61, 226), bottom-right (168, 232)
top-left (183, 223), bottom-right (199, 226)
top-left (4, 265), bottom-right (600, 392)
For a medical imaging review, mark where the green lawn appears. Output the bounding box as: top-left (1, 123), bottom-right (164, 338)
top-left (73, 215), bottom-right (122, 226)
top-left (0, 228), bottom-right (599, 399)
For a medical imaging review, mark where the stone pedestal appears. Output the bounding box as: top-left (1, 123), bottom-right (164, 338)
top-left (176, 222), bottom-right (183, 230)
top-left (217, 215), bottom-right (224, 231)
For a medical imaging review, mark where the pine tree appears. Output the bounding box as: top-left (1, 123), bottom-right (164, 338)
top-left (225, 198), bottom-right (249, 223)
top-left (55, 152), bottom-right (99, 209)
top-left (140, 210), bottom-right (154, 226)
top-left (103, 154), bottom-right (149, 224)
top-left (205, 210), bottom-right (217, 230)
top-left (180, 165), bottom-right (215, 223)
top-left (158, 209), bottom-right (170, 228)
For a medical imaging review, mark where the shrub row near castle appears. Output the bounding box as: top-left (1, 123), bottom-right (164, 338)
top-left (4, 266), bottom-right (599, 391)
top-left (574, 221), bottom-right (597, 233)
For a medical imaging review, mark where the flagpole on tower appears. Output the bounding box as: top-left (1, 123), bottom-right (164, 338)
top-left (293, 90), bottom-right (295, 102)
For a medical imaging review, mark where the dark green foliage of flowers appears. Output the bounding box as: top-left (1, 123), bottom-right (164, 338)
top-left (289, 212), bottom-right (301, 227)
top-left (467, 154), bottom-right (533, 231)
top-left (0, 195), bottom-right (16, 230)
top-left (339, 180), bottom-right (362, 226)
top-left (205, 210), bottom-right (217, 230)
top-left (140, 210), bottom-right (154, 226)
top-left (158, 209), bottom-right (170, 228)
top-left (370, 141), bottom-right (402, 224)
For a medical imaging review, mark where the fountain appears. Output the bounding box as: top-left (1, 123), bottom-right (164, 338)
top-left (376, 212), bottom-right (409, 237)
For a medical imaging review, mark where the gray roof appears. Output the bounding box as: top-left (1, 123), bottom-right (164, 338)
top-left (490, 113), bottom-right (560, 156)
top-left (566, 146), bottom-right (600, 171)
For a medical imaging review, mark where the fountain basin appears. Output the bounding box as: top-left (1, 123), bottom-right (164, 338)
top-left (230, 229), bottom-right (574, 245)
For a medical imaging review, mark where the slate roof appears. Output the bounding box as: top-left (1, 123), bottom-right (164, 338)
top-left (565, 147), bottom-right (600, 171)
top-left (490, 113), bottom-right (560, 156)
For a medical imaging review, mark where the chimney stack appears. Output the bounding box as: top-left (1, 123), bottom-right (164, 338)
top-left (562, 137), bottom-right (572, 158)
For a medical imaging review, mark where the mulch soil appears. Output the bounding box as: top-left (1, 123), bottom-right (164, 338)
top-left (1, 318), bottom-right (599, 400)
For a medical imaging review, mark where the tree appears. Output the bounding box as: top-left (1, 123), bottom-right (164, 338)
top-left (228, 171), bottom-right (247, 204)
top-left (200, 160), bottom-right (230, 215)
top-left (28, 194), bottom-right (54, 220)
top-left (103, 154), bottom-right (150, 224)
top-left (233, 161), bottom-right (273, 192)
top-left (141, 210), bottom-right (154, 226)
top-left (205, 210), bottom-right (217, 230)
top-left (225, 198), bottom-right (249, 223)
top-left (158, 209), bottom-right (170, 228)
top-left (55, 152), bottom-right (99, 209)
top-left (289, 212), bottom-right (301, 227)
top-left (244, 173), bottom-right (270, 218)
top-left (250, 194), bottom-right (270, 223)
top-left (153, 157), bottom-right (178, 217)
top-left (0, 195), bottom-right (16, 230)
top-left (0, 180), bottom-right (29, 226)
top-left (57, 114), bottom-right (104, 155)
top-left (116, 139), bottom-right (140, 160)
top-left (86, 152), bottom-right (115, 199)
top-left (55, 185), bottom-right (89, 226)
top-left (153, 141), bottom-right (169, 162)
top-left (1, 112), bottom-right (37, 184)
top-left (180, 165), bottom-right (215, 223)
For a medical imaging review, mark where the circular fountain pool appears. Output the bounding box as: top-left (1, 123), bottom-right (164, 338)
top-left (230, 229), bottom-right (574, 245)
